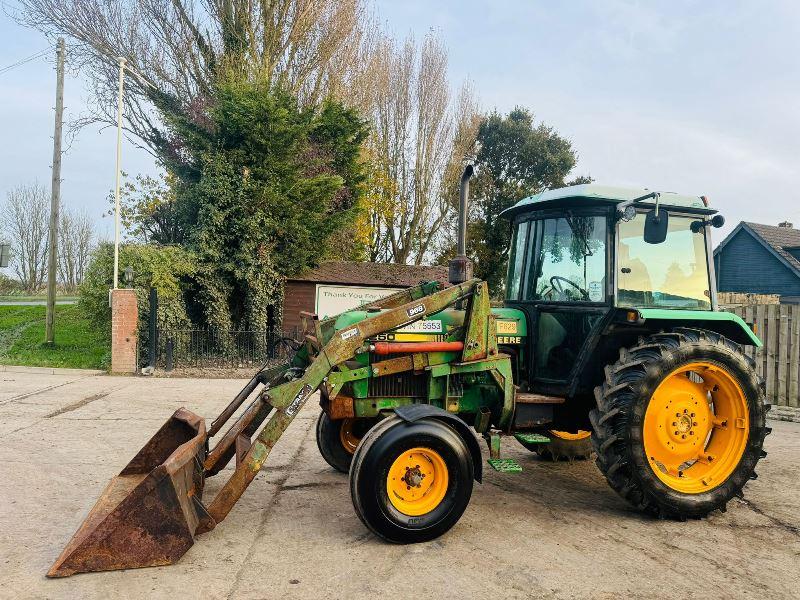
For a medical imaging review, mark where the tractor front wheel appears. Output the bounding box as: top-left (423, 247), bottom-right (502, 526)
top-left (349, 416), bottom-right (474, 543)
top-left (316, 412), bottom-right (371, 473)
top-left (590, 328), bottom-right (769, 519)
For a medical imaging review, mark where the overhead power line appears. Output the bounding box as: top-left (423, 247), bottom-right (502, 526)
top-left (0, 45), bottom-right (55, 76)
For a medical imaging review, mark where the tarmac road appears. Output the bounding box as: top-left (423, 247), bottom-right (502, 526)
top-left (0, 370), bottom-right (798, 599)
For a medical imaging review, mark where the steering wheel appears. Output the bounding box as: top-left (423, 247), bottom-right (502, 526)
top-left (549, 276), bottom-right (588, 300)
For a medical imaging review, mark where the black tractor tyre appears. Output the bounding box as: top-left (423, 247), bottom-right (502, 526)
top-left (590, 328), bottom-right (770, 519)
top-left (349, 416), bottom-right (474, 543)
top-left (531, 432), bottom-right (594, 461)
top-left (316, 411), bottom-right (372, 473)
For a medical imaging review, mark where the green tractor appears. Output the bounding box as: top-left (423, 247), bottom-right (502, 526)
top-left (49, 168), bottom-right (769, 577)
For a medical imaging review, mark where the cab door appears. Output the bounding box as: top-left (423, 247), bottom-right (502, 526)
top-left (506, 208), bottom-right (612, 395)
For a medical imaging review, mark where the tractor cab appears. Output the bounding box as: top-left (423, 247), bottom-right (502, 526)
top-left (500, 185), bottom-right (728, 409)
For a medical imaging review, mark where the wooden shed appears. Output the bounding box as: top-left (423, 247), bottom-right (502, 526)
top-left (281, 261), bottom-right (449, 335)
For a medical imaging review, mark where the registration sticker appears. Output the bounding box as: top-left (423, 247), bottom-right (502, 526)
top-left (589, 281), bottom-right (603, 302)
top-left (396, 320), bottom-right (443, 333)
top-left (340, 327), bottom-right (359, 341)
top-left (496, 320), bottom-right (518, 335)
top-left (285, 384), bottom-right (313, 416)
top-left (406, 303), bottom-right (425, 318)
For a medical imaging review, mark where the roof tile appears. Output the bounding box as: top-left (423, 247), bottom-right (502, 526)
top-left (744, 222), bottom-right (800, 272)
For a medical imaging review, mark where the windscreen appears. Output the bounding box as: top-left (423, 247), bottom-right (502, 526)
top-left (617, 213), bottom-right (711, 309)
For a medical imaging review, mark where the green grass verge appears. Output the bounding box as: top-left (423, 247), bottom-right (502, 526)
top-left (0, 295), bottom-right (79, 302)
top-left (0, 305), bottom-right (110, 369)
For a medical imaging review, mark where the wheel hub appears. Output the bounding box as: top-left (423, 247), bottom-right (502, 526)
top-left (649, 378), bottom-right (712, 464)
top-left (403, 466), bottom-right (425, 487)
top-left (338, 418), bottom-right (361, 455)
top-left (386, 448), bottom-right (449, 516)
top-left (643, 361), bottom-right (749, 493)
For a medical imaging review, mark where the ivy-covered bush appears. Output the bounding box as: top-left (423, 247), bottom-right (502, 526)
top-left (156, 79), bottom-right (368, 330)
top-left (79, 242), bottom-right (197, 357)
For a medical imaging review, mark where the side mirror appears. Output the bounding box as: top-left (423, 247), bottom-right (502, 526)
top-left (644, 210), bottom-right (669, 244)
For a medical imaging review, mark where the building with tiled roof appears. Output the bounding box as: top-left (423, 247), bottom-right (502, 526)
top-left (714, 221), bottom-right (800, 302)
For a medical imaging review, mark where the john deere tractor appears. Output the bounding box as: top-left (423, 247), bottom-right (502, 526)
top-left (49, 167), bottom-right (768, 577)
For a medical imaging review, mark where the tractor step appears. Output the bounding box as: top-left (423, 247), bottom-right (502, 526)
top-left (514, 432), bottom-right (551, 444)
top-left (487, 458), bottom-right (523, 473)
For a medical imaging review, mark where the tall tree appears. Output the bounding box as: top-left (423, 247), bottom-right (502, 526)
top-left (165, 79), bottom-right (368, 330)
top-left (351, 33), bottom-right (478, 265)
top-left (57, 206), bottom-right (95, 292)
top-left (0, 183), bottom-right (50, 293)
top-left (467, 108), bottom-right (589, 293)
top-left (109, 172), bottom-right (184, 244)
top-left (18, 0), bottom-right (368, 154)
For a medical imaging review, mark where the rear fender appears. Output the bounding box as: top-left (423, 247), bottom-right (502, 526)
top-left (393, 404), bottom-right (483, 483)
top-left (636, 309), bottom-right (762, 347)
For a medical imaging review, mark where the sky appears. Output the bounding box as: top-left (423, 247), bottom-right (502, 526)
top-left (1, 0), bottom-right (799, 267)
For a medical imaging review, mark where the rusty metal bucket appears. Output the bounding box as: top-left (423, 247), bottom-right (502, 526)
top-left (47, 408), bottom-right (211, 577)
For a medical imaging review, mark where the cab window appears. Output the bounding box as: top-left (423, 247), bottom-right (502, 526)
top-left (525, 215), bottom-right (607, 303)
top-left (506, 221), bottom-right (529, 300)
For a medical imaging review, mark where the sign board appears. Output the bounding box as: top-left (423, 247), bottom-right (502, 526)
top-left (0, 243), bottom-right (10, 269)
top-left (315, 284), bottom-right (402, 319)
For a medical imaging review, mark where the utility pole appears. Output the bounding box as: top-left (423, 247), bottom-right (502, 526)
top-left (113, 56), bottom-right (126, 291)
top-left (45, 38), bottom-right (65, 345)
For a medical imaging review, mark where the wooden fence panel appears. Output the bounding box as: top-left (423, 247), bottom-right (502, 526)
top-left (729, 303), bottom-right (797, 408)
top-left (744, 305), bottom-right (756, 363)
top-left (778, 305), bottom-right (788, 406)
top-left (766, 305), bottom-right (778, 402)
top-left (791, 305), bottom-right (800, 408)
top-left (755, 304), bottom-right (766, 382)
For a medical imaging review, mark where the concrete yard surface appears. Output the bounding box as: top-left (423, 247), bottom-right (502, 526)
top-left (0, 371), bottom-right (798, 599)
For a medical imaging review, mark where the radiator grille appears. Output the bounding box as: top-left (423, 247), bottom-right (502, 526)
top-left (368, 353), bottom-right (428, 397)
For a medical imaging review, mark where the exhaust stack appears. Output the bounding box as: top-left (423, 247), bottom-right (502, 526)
top-left (448, 164), bottom-right (475, 285)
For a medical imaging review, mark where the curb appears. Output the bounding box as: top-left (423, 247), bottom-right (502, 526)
top-left (769, 405), bottom-right (800, 424)
top-left (0, 365), bottom-right (106, 376)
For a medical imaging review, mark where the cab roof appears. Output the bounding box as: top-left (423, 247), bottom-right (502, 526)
top-left (500, 184), bottom-right (715, 218)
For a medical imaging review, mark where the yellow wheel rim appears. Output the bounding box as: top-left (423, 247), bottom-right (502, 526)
top-left (548, 430), bottom-right (591, 441)
top-left (386, 447), bottom-right (449, 516)
top-left (338, 419), bottom-right (361, 455)
top-left (643, 361), bottom-right (749, 494)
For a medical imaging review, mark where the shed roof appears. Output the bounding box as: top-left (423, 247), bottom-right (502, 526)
top-left (287, 261), bottom-right (449, 287)
top-left (715, 222), bottom-right (800, 278)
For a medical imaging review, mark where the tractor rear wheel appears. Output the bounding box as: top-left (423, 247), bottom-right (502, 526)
top-left (590, 328), bottom-right (769, 519)
top-left (350, 416), bottom-right (474, 543)
top-left (316, 412), bottom-right (372, 473)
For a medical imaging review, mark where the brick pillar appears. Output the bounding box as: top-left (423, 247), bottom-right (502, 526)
top-left (111, 289), bottom-right (138, 374)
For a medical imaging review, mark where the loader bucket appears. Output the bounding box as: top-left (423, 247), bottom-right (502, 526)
top-left (47, 408), bottom-right (210, 577)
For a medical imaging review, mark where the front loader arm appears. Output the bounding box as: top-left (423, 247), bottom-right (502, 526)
top-left (200, 278), bottom-right (482, 528)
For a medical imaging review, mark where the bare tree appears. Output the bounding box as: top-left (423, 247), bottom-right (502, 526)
top-left (0, 183), bottom-right (50, 293)
top-left (57, 206), bottom-right (94, 292)
top-left (17, 0), bottom-right (367, 153)
top-left (355, 32), bottom-right (478, 265)
top-left (17, 0), bottom-right (478, 267)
